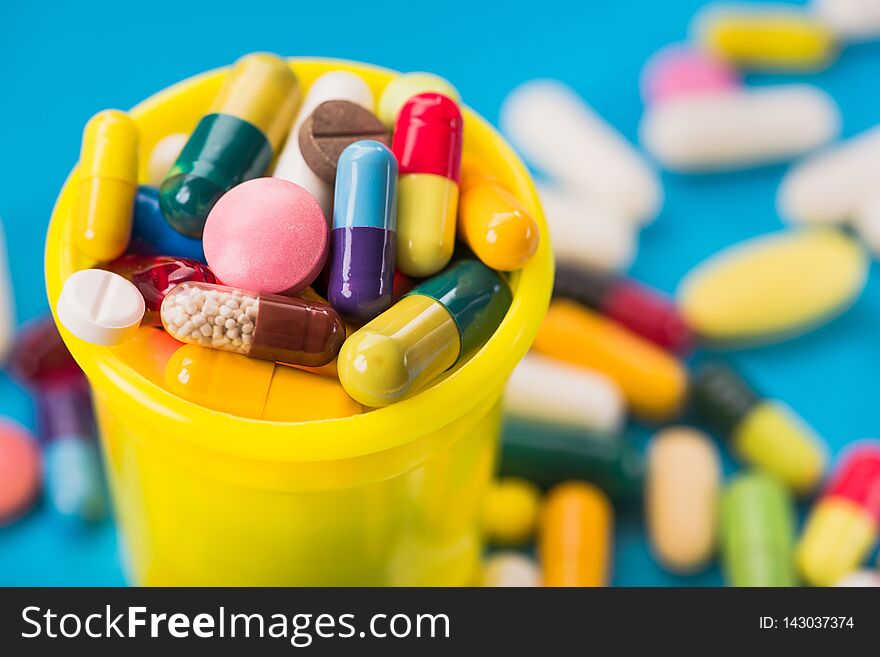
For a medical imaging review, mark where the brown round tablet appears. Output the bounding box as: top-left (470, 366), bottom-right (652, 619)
top-left (298, 100), bottom-right (388, 184)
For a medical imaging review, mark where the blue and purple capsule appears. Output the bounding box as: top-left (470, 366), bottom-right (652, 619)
top-left (328, 140), bottom-right (398, 324)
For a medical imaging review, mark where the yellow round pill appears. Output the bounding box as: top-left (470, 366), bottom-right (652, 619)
top-left (483, 478), bottom-right (541, 546)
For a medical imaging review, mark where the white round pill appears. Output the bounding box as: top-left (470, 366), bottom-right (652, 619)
top-left (56, 269), bottom-right (145, 346)
top-left (146, 132), bottom-right (187, 187)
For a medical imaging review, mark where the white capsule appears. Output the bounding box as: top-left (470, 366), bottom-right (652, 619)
top-left (56, 269), bottom-right (145, 346)
top-left (812, 0), bottom-right (880, 40)
top-left (482, 553), bottom-right (542, 587)
top-left (501, 79), bottom-right (662, 225)
top-left (146, 132), bottom-right (187, 186)
top-left (778, 125), bottom-right (880, 225)
top-left (639, 85), bottom-right (840, 171)
top-left (537, 184), bottom-right (637, 272)
top-left (834, 570), bottom-right (880, 587)
top-left (505, 354), bottom-right (625, 435)
top-left (852, 192), bottom-right (880, 256)
top-left (272, 71), bottom-right (374, 220)
top-left (0, 219), bottom-right (15, 361)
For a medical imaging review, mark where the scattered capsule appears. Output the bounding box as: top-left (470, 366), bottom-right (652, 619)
top-left (159, 53), bottom-right (300, 237)
top-left (8, 316), bottom-right (82, 387)
top-left (501, 79), bottom-right (662, 225)
top-left (160, 281), bottom-right (345, 368)
top-left (273, 71), bottom-right (374, 219)
top-left (392, 93), bottom-right (463, 277)
top-left (853, 192), bottom-right (880, 257)
top-left (720, 472), bottom-right (798, 587)
top-left (75, 109), bottom-right (139, 261)
top-left (337, 259), bottom-right (511, 407)
top-left (646, 427), bottom-right (721, 573)
top-left (128, 186), bottom-right (206, 263)
top-left (0, 219), bottom-right (15, 362)
top-left (554, 262), bottom-right (695, 354)
top-left (56, 269), bottom-right (146, 346)
top-left (0, 419), bottom-right (41, 525)
top-left (540, 481), bottom-right (613, 587)
top-left (777, 124), bottom-right (880, 226)
top-left (328, 140), bottom-right (397, 324)
top-left (145, 132), bottom-right (187, 187)
top-left (483, 478), bottom-right (542, 546)
top-left (692, 362), bottom-right (827, 494)
top-left (457, 156), bottom-right (539, 272)
top-left (106, 255), bottom-right (216, 322)
top-left (112, 326), bottom-right (184, 387)
top-left (812, 0), bottom-right (880, 41)
top-left (692, 3), bottom-right (838, 71)
top-left (164, 345), bottom-right (361, 421)
top-left (504, 354), bottom-right (625, 436)
top-left (482, 552), bottom-right (541, 587)
top-left (677, 229), bottom-right (867, 345)
top-left (797, 443), bottom-right (880, 586)
top-left (533, 300), bottom-right (687, 421)
top-left (640, 85), bottom-right (840, 171)
top-left (500, 418), bottom-right (644, 503)
top-left (640, 43), bottom-right (740, 105)
top-left (835, 570), bottom-right (880, 587)
top-left (377, 71), bottom-right (460, 130)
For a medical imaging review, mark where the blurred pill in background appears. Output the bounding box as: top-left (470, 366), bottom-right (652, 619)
top-left (640, 85), bottom-right (841, 171)
top-left (834, 570), bottom-right (880, 587)
top-left (504, 354), bottom-right (625, 436)
top-left (128, 186), bottom-right (207, 263)
top-left (677, 228), bottom-right (867, 345)
top-left (646, 427), bottom-right (721, 574)
top-left (482, 552), bottom-right (541, 587)
top-left (811, 0), bottom-right (880, 41)
top-left (501, 79), bottom-right (662, 225)
top-left (640, 43), bottom-right (740, 105)
top-left (692, 362), bottom-right (827, 495)
top-left (145, 132), bottom-right (187, 187)
top-left (0, 219), bottom-right (16, 362)
top-left (852, 192), bottom-right (880, 257)
top-left (483, 477), bottom-right (541, 546)
top-left (0, 420), bottom-right (41, 525)
top-left (540, 481), bottom-right (612, 587)
top-left (692, 2), bottom-right (838, 71)
top-left (797, 443), bottom-right (880, 586)
top-left (720, 471), bottom-right (798, 587)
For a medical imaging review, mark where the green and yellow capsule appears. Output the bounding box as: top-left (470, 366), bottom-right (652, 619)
top-left (159, 53), bottom-right (300, 237)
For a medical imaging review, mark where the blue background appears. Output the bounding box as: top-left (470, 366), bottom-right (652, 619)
top-left (1, 0), bottom-right (878, 586)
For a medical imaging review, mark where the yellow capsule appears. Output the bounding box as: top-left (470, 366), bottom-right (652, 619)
top-left (75, 109), bottom-right (139, 261)
top-left (694, 5), bottom-right (838, 71)
top-left (483, 478), bottom-right (542, 546)
top-left (111, 327), bottom-right (183, 386)
top-left (540, 481), bottom-right (612, 587)
top-left (678, 229), bottom-right (867, 345)
top-left (458, 158), bottom-right (539, 272)
top-left (533, 300), bottom-right (688, 421)
top-left (164, 345), bottom-right (361, 421)
top-left (396, 174), bottom-right (459, 277)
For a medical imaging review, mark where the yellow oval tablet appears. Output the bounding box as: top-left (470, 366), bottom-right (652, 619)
top-left (677, 229), bottom-right (867, 345)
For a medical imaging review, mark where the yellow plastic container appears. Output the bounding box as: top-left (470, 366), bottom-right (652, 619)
top-left (45, 58), bottom-right (553, 586)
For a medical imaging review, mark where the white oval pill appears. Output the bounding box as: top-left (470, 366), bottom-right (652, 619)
top-left (501, 79), bottom-right (662, 225)
top-left (834, 570), bottom-right (880, 587)
top-left (0, 219), bottom-right (15, 362)
top-left (639, 85), bottom-right (840, 171)
top-left (853, 192), bottom-right (880, 257)
top-left (56, 269), bottom-right (145, 346)
top-left (778, 125), bottom-right (880, 225)
top-left (273, 71), bottom-right (374, 220)
top-left (812, 0), bottom-right (880, 40)
top-left (505, 353), bottom-right (625, 435)
top-left (483, 552), bottom-right (541, 587)
top-left (537, 184), bottom-right (637, 272)
top-left (646, 427), bottom-right (721, 573)
top-left (677, 229), bottom-right (867, 344)
top-left (146, 132), bottom-right (187, 187)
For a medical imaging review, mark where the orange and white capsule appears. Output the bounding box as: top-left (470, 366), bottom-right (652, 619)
top-left (391, 93), bottom-right (463, 277)
top-left (75, 110), bottom-right (139, 261)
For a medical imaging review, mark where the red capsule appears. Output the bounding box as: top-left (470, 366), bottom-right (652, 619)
top-left (392, 93), bottom-right (463, 181)
top-left (825, 445), bottom-right (880, 524)
top-left (106, 255), bottom-right (217, 318)
top-left (8, 317), bottom-right (82, 387)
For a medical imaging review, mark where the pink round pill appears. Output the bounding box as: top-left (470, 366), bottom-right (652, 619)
top-left (640, 44), bottom-right (740, 105)
top-left (0, 419), bottom-right (41, 524)
top-left (203, 178), bottom-right (329, 295)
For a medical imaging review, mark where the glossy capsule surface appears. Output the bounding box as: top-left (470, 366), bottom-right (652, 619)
top-left (797, 444), bottom-right (880, 586)
top-left (692, 362), bottom-right (827, 494)
top-left (160, 282), bottom-right (345, 367)
top-left (107, 255), bottom-right (216, 320)
top-left (540, 482), bottom-right (613, 587)
top-left (75, 109), bottom-right (139, 261)
top-left (337, 259), bottom-right (510, 407)
top-left (164, 345), bottom-right (361, 421)
top-left (328, 140), bottom-right (397, 324)
top-left (483, 477), bottom-right (541, 546)
top-left (392, 93), bottom-right (463, 277)
top-left (720, 472), bottom-right (797, 587)
top-left (8, 317), bottom-right (82, 387)
top-left (533, 300), bottom-right (688, 421)
top-left (159, 53), bottom-right (300, 237)
top-left (554, 262), bottom-right (695, 354)
top-left (129, 186), bottom-right (206, 263)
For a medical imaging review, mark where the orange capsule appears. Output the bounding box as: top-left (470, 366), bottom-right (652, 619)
top-left (532, 300), bottom-right (688, 421)
top-left (540, 481), bottom-right (613, 587)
